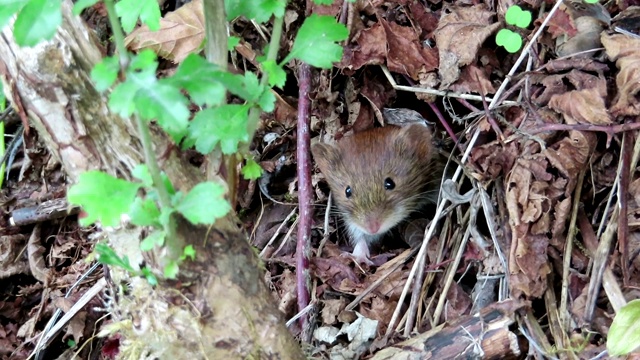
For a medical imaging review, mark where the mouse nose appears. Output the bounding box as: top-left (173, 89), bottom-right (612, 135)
top-left (364, 218), bottom-right (381, 234)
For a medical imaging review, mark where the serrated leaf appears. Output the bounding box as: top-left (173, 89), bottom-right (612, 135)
top-left (164, 260), bottom-right (179, 278)
top-left (67, 171), bottom-right (141, 227)
top-left (169, 54), bottom-right (227, 107)
top-left (94, 243), bottom-right (135, 272)
top-left (140, 230), bottom-right (166, 251)
top-left (187, 104), bottom-right (250, 154)
top-left (225, 0), bottom-right (285, 23)
top-left (115, 0), bottom-right (160, 33)
top-left (182, 245), bottom-right (196, 260)
top-left (109, 81), bottom-right (138, 117)
top-left (242, 158), bottom-right (263, 180)
top-left (175, 182), bottom-right (231, 225)
top-left (261, 59), bottom-right (286, 88)
top-left (135, 79), bottom-right (190, 143)
top-left (73, 0), bottom-right (99, 15)
top-left (91, 56), bottom-right (120, 92)
top-left (258, 90), bottom-right (276, 112)
top-left (0, 0), bottom-right (28, 31)
top-left (131, 164), bottom-right (153, 187)
top-left (13, 0), bottom-right (62, 46)
top-left (141, 266), bottom-right (158, 285)
top-left (129, 197), bottom-right (161, 227)
top-left (228, 36), bottom-right (240, 51)
top-left (285, 15), bottom-right (348, 68)
top-left (608, 299), bottom-right (640, 355)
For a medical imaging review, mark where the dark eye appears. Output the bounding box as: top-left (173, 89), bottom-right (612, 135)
top-left (384, 178), bottom-right (395, 190)
top-left (345, 186), bottom-right (352, 198)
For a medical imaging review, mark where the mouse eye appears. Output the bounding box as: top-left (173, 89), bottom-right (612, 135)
top-left (345, 186), bottom-right (352, 198)
top-left (384, 178), bottom-right (395, 190)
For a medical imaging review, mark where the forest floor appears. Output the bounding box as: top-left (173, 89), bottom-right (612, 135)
top-left (1, 0), bottom-right (640, 359)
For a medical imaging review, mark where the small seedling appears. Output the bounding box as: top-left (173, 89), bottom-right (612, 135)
top-left (496, 5), bottom-right (532, 53)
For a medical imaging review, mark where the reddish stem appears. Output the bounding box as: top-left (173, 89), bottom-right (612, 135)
top-left (295, 62), bottom-right (313, 335)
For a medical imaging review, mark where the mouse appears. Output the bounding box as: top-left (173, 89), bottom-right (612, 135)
top-left (311, 123), bottom-right (438, 265)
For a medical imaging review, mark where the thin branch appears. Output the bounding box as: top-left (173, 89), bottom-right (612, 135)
top-left (295, 62), bottom-right (313, 339)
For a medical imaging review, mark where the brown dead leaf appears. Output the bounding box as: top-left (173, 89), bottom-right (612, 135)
top-left (435, 4), bottom-right (501, 88)
top-left (548, 87), bottom-right (612, 125)
top-left (340, 22), bottom-right (387, 71)
top-left (125, 0), bottom-right (204, 63)
top-left (0, 234), bottom-right (29, 279)
top-left (450, 64), bottom-right (496, 95)
top-left (380, 19), bottom-right (439, 80)
top-left (547, 8), bottom-right (579, 39)
top-left (544, 130), bottom-right (597, 195)
top-left (601, 33), bottom-right (640, 116)
top-left (444, 282), bottom-right (472, 321)
top-left (321, 298), bottom-right (348, 325)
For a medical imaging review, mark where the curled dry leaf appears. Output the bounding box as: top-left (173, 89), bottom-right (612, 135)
top-left (379, 19), bottom-right (439, 80)
top-left (435, 4), bottom-right (501, 88)
top-left (125, 0), bottom-right (204, 63)
top-left (548, 87), bottom-right (612, 125)
top-left (601, 33), bottom-right (640, 116)
top-left (544, 130), bottom-right (597, 195)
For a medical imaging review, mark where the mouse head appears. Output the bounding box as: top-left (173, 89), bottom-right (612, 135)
top-left (312, 124), bottom-right (435, 237)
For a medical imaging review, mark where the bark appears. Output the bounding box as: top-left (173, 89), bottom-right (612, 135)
top-left (0, 1), bottom-right (303, 359)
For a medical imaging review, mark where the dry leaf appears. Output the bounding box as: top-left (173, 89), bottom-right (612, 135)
top-left (125, 0), bottom-right (204, 63)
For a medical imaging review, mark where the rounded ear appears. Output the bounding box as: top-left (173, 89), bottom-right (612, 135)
top-left (395, 124), bottom-right (433, 158)
top-left (311, 142), bottom-right (341, 172)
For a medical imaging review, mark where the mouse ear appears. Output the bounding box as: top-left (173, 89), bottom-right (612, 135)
top-left (396, 123), bottom-right (433, 157)
top-left (311, 142), bottom-right (341, 172)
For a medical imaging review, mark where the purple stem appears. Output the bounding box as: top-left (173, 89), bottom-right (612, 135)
top-left (295, 63), bottom-right (313, 334)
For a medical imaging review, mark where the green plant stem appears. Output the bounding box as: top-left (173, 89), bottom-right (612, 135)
top-left (103, 0), bottom-right (129, 68)
top-left (245, 15), bottom-right (284, 142)
top-left (133, 114), bottom-right (182, 260)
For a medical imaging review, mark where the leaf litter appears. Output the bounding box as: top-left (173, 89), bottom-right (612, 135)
top-left (3, 0), bottom-right (640, 358)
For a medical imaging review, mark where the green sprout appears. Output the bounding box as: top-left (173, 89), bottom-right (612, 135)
top-left (584, 0), bottom-right (598, 3)
top-left (496, 5), bottom-right (532, 53)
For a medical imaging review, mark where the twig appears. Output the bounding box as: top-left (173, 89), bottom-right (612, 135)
top-left (380, 65), bottom-right (518, 105)
top-left (559, 167), bottom-right (586, 330)
top-left (619, 131), bottom-right (632, 286)
top-left (295, 62), bottom-right (313, 337)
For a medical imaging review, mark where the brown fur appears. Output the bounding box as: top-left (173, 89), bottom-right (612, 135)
top-left (312, 124), bottom-right (436, 234)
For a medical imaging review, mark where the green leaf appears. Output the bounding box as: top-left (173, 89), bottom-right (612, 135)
top-left (225, 0), bottom-right (286, 23)
top-left (261, 59), bottom-right (287, 88)
top-left (175, 182), bottom-right (231, 225)
top-left (242, 158), bottom-right (263, 180)
top-left (169, 54), bottom-right (227, 107)
top-left (13, 0), bottom-right (62, 46)
top-left (608, 299), bottom-right (640, 355)
top-left (115, 0), bottom-right (160, 33)
top-left (140, 230), bottom-right (166, 251)
top-left (164, 260), bottom-right (179, 279)
top-left (285, 15), bottom-right (348, 68)
top-left (187, 104), bottom-right (250, 154)
top-left (181, 245), bottom-right (196, 261)
top-left (135, 79), bottom-right (190, 143)
top-left (91, 56), bottom-right (120, 92)
top-left (495, 28), bottom-right (522, 53)
top-left (73, 0), bottom-right (99, 15)
top-left (67, 171), bottom-right (141, 227)
top-left (505, 5), bottom-right (531, 28)
top-left (109, 81), bottom-right (138, 117)
top-left (257, 90), bottom-right (276, 112)
top-left (129, 197), bottom-right (161, 227)
top-left (228, 36), bottom-right (240, 51)
top-left (94, 243), bottom-right (136, 272)
top-left (141, 266), bottom-right (158, 285)
top-left (0, 0), bottom-right (28, 31)
top-left (313, 0), bottom-right (335, 4)
top-left (131, 164), bottom-right (153, 187)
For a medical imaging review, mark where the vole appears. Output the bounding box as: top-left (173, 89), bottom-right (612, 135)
top-left (312, 124), bottom-right (438, 265)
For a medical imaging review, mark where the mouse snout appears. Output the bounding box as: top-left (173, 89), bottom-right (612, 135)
top-left (363, 217), bottom-right (382, 235)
